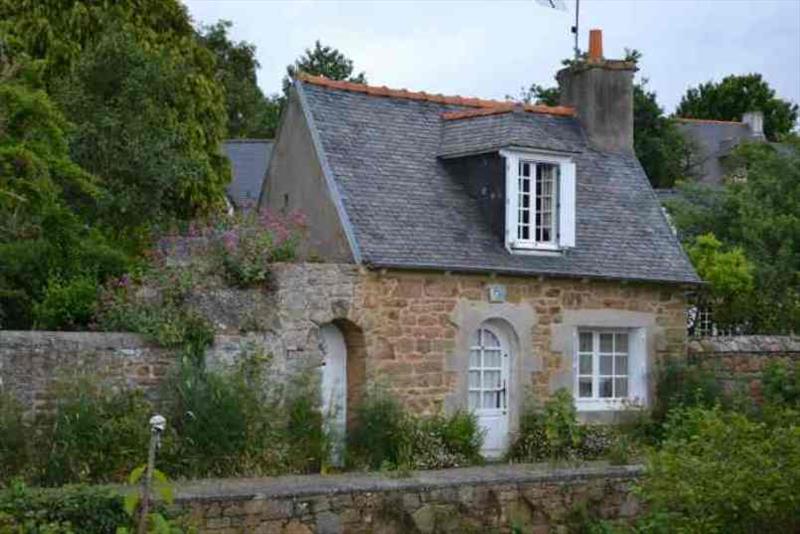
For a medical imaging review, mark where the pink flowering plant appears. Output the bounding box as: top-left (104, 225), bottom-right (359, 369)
top-left (213, 209), bottom-right (305, 288)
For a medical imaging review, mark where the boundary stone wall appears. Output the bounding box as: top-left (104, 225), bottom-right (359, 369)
top-left (174, 463), bottom-right (643, 533)
top-left (688, 335), bottom-right (800, 399)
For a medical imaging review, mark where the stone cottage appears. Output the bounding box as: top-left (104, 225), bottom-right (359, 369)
top-left (260, 31), bottom-right (699, 457)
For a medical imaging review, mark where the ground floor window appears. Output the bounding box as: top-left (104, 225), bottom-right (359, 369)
top-left (576, 329), bottom-right (644, 410)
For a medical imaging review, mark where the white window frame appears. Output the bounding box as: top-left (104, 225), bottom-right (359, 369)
top-left (573, 328), bottom-right (647, 412)
top-left (500, 149), bottom-right (576, 254)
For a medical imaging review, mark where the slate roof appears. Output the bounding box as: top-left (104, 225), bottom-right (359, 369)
top-left (675, 119), bottom-right (757, 186)
top-left (223, 139), bottom-right (274, 209)
top-left (439, 109), bottom-right (585, 158)
top-left (297, 78), bottom-right (700, 285)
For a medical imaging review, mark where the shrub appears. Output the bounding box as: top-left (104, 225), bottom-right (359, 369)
top-left (0, 393), bottom-right (29, 483)
top-left (348, 389), bottom-right (484, 471)
top-left (507, 389), bottom-right (632, 463)
top-left (213, 210), bottom-right (304, 288)
top-left (37, 379), bottom-right (152, 486)
top-left (32, 274), bottom-right (98, 330)
top-left (637, 405), bottom-right (800, 532)
top-left (0, 481), bottom-right (128, 534)
top-left (762, 360), bottom-right (800, 407)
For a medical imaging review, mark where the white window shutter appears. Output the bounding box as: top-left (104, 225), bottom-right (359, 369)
top-left (629, 328), bottom-right (648, 406)
top-left (504, 154), bottom-right (518, 249)
top-left (558, 160), bottom-right (576, 248)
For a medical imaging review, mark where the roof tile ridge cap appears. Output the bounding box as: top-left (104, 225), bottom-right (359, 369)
top-left (675, 117), bottom-right (745, 125)
top-left (523, 104), bottom-right (576, 117)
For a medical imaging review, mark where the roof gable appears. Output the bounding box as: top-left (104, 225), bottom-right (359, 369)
top-left (224, 140), bottom-right (273, 208)
top-left (296, 79), bottom-right (699, 285)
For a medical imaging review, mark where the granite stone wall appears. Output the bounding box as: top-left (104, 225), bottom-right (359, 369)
top-left (174, 463), bottom-right (643, 533)
top-left (688, 335), bottom-right (800, 400)
top-left (1, 263), bottom-right (687, 421)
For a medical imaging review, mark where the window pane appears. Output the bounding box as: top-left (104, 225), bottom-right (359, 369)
top-left (615, 355), bottom-right (628, 375)
top-left (599, 378), bottom-right (613, 398)
top-left (600, 333), bottom-right (613, 353)
top-left (600, 354), bottom-right (613, 375)
top-left (579, 353), bottom-right (592, 374)
top-left (483, 330), bottom-right (500, 347)
top-left (483, 391), bottom-right (498, 409)
top-left (579, 332), bottom-right (593, 352)
top-left (469, 350), bottom-right (480, 368)
top-left (469, 371), bottom-right (480, 388)
top-left (485, 370), bottom-right (501, 389)
top-left (521, 162), bottom-right (530, 177)
top-left (615, 333), bottom-right (629, 353)
top-left (484, 350), bottom-right (501, 368)
top-left (469, 391), bottom-right (480, 409)
top-left (615, 377), bottom-right (628, 398)
top-left (578, 377), bottom-right (593, 398)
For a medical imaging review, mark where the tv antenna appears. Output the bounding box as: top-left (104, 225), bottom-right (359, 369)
top-left (534, 0), bottom-right (580, 60)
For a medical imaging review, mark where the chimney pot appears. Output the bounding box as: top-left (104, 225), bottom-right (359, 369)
top-left (588, 29), bottom-right (603, 61)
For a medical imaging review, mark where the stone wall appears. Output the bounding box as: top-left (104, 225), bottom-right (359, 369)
top-left (688, 335), bottom-right (800, 399)
top-left (1, 263), bottom-right (687, 423)
top-left (0, 330), bottom-right (281, 416)
top-left (175, 463), bottom-right (643, 533)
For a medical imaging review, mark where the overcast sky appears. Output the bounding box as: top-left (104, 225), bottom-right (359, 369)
top-left (184, 0), bottom-right (800, 115)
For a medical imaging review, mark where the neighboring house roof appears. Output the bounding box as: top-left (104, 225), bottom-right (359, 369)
top-left (675, 118), bottom-right (760, 186)
top-left (296, 76), bottom-right (700, 285)
top-left (223, 139), bottom-right (274, 208)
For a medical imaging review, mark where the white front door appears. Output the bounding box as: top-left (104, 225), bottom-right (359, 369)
top-left (468, 326), bottom-right (510, 458)
top-left (320, 324), bottom-right (347, 466)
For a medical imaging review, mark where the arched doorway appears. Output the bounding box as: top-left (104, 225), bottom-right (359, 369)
top-left (468, 323), bottom-right (512, 457)
top-left (319, 319), bottom-right (366, 466)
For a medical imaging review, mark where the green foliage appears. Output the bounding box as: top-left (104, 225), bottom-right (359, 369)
top-left (32, 274), bottom-right (98, 330)
top-left (55, 24), bottom-right (229, 227)
top-left (283, 40), bottom-right (366, 95)
top-left (666, 139), bottom-right (800, 333)
top-left (214, 210), bottom-right (303, 288)
top-left (513, 83), bottom-right (560, 106)
top-left (0, 481), bottom-right (128, 534)
top-left (676, 73), bottom-right (799, 141)
top-left (0, 39), bottom-right (130, 329)
top-left (0, 393), bottom-right (28, 483)
top-left (637, 405), bottom-right (800, 532)
top-left (348, 389), bottom-right (484, 471)
top-left (633, 82), bottom-right (693, 188)
top-left (685, 233), bottom-right (755, 329)
top-left (507, 389), bottom-right (633, 463)
top-left (762, 361), bottom-right (800, 407)
top-left (37, 379), bottom-right (152, 487)
top-left (198, 20), bottom-right (281, 138)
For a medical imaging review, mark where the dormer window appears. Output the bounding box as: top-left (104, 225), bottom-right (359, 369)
top-left (501, 150), bottom-right (576, 253)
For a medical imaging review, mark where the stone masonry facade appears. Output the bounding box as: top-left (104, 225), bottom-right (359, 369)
top-left (1, 263), bottom-right (688, 422)
top-left (174, 463), bottom-right (643, 533)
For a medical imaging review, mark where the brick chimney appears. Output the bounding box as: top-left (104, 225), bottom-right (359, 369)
top-left (556, 30), bottom-right (637, 153)
top-left (742, 111), bottom-right (766, 140)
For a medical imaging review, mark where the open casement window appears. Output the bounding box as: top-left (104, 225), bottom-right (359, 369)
top-left (501, 150), bottom-right (576, 253)
top-left (574, 328), bottom-right (647, 411)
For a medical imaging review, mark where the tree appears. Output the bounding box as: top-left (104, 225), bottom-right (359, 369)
top-left (54, 25), bottom-right (230, 230)
top-left (0, 40), bottom-right (128, 328)
top-left (198, 20), bottom-right (281, 138)
top-left (676, 74), bottom-right (798, 141)
top-left (512, 83), bottom-right (559, 106)
top-left (0, 0), bottom-right (230, 220)
top-left (666, 138), bottom-right (800, 334)
top-left (283, 40), bottom-right (366, 95)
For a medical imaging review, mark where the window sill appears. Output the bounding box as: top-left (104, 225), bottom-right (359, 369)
top-left (576, 398), bottom-right (646, 412)
top-left (507, 246), bottom-right (563, 257)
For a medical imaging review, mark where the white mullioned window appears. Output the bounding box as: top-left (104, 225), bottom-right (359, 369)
top-left (501, 149), bottom-right (576, 253)
top-left (575, 328), bottom-right (648, 411)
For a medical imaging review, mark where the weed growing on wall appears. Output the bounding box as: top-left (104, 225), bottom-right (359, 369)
top-left (0, 393), bottom-right (29, 482)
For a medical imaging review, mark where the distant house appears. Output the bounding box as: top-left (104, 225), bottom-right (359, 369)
top-left (262, 30), bottom-right (698, 457)
top-left (223, 139), bottom-right (274, 210)
top-left (674, 112), bottom-right (765, 186)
